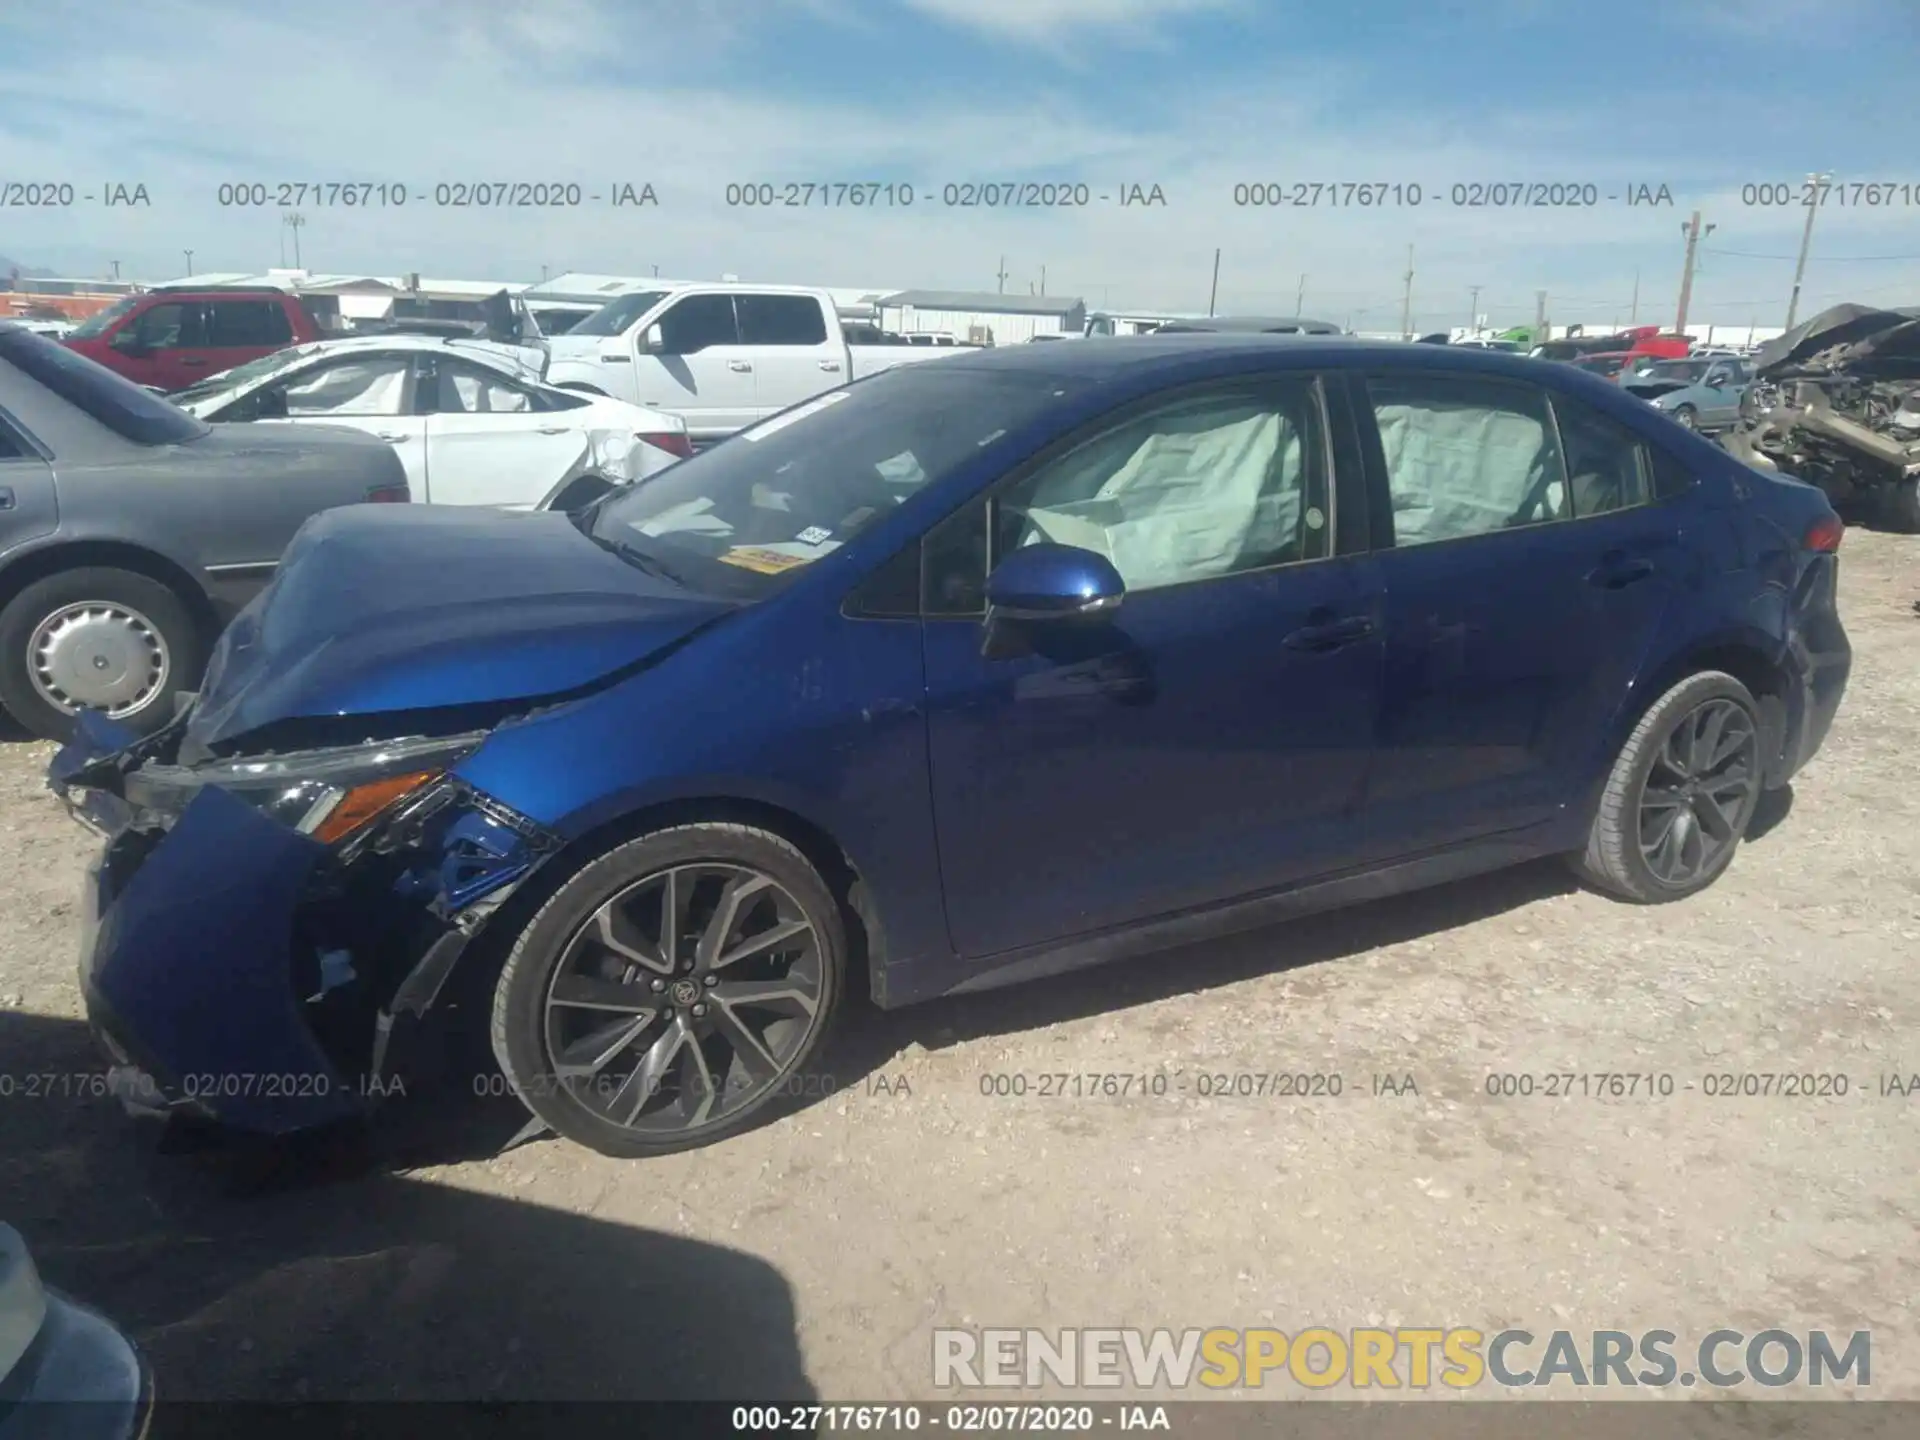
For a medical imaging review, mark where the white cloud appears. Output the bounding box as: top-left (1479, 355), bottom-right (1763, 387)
top-left (1, 0), bottom-right (1912, 324)
top-left (900, 0), bottom-right (1244, 46)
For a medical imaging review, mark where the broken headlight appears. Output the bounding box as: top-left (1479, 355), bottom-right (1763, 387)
top-left (121, 732), bottom-right (488, 845)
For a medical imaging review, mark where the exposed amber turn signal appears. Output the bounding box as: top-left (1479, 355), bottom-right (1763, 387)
top-left (310, 770), bottom-right (441, 844)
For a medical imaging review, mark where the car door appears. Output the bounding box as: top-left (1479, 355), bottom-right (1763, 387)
top-left (735, 294), bottom-right (841, 422)
top-left (632, 292), bottom-right (757, 443)
top-left (195, 298), bottom-right (295, 388)
top-left (219, 352), bottom-right (428, 497)
top-left (109, 300), bottom-right (204, 391)
top-left (1698, 361), bottom-right (1746, 428)
top-left (921, 373), bottom-right (1386, 959)
top-left (1347, 370), bottom-right (1686, 859)
top-left (420, 356), bottom-right (588, 508)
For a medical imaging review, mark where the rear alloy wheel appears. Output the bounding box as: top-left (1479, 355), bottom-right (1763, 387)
top-left (1670, 404), bottom-right (1698, 430)
top-left (0, 567), bottom-right (204, 742)
top-left (490, 823), bottom-right (845, 1157)
top-left (1570, 671), bottom-right (1764, 903)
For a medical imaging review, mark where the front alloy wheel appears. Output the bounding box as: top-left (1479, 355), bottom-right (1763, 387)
top-left (491, 824), bottom-right (844, 1156)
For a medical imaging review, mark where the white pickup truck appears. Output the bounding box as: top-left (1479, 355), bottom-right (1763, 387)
top-left (543, 283), bottom-right (956, 446)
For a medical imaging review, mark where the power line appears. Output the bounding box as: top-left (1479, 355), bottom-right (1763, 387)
top-left (1702, 246), bottom-right (1920, 263)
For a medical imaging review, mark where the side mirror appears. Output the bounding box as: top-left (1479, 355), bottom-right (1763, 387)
top-left (641, 323), bottom-right (666, 353)
top-left (986, 543), bottom-right (1125, 624)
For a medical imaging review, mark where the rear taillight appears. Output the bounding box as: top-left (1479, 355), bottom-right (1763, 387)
top-left (639, 431), bottom-right (693, 459)
top-left (1805, 514), bottom-right (1844, 552)
top-left (366, 483), bottom-right (411, 503)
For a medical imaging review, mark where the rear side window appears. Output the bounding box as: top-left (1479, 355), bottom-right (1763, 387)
top-left (1364, 374), bottom-right (1567, 545)
top-left (736, 295), bottom-right (828, 346)
top-left (206, 300), bottom-right (293, 347)
top-left (430, 360), bottom-right (535, 414)
top-left (656, 294), bottom-right (741, 354)
top-left (1548, 395), bottom-right (1652, 516)
top-left (0, 327), bottom-right (209, 445)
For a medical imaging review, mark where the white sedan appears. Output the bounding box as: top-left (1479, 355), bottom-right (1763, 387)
top-left (171, 335), bottom-right (692, 509)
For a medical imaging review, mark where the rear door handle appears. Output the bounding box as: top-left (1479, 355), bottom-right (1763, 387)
top-left (374, 432), bottom-right (409, 443)
top-left (1588, 556), bottom-right (1655, 589)
top-left (1282, 614), bottom-right (1375, 651)
top-left (537, 425), bottom-right (570, 434)
top-left (819, 359), bottom-right (842, 371)
top-left (727, 360), bottom-right (753, 373)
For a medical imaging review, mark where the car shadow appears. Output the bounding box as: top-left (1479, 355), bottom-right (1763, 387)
top-left (819, 856), bottom-right (1579, 1092)
top-left (0, 1009), bottom-right (815, 1409)
top-left (1746, 783), bottom-right (1795, 843)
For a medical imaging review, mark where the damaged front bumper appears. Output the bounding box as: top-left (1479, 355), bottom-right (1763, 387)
top-left (51, 709), bottom-right (560, 1137)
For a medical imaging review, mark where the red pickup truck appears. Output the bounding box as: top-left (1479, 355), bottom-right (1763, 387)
top-left (61, 286), bottom-right (337, 391)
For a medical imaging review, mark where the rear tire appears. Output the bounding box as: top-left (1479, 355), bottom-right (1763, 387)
top-left (1569, 671), bottom-right (1764, 903)
top-left (490, 823), bottom-right (846, 1158)
top-left (0, 567), bottom-right (205, 742)
top-left (1881, 477), bottom-right (1920, 534)
top-left (1670, 404), bottom-right (1698, 431)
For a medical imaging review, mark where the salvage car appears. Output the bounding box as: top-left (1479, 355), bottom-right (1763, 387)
top-left (51, 338), bottom-right (1851, 1159)
top-left (0, 1222), bottom-right (153, 1439)
top-left (168, 335), bottom-right (691, 511)
top-left (1622, 356), bottom-right (1752, 433)
top-left (0, 321), bottom-right (409, 742)
top-left (1724, 303), bottom-right (1920, 533)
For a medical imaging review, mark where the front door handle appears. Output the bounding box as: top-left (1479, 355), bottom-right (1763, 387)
top-left (819, 359), bottom-right (842, 372)
top-left (1282, 614), bottom-right (1375, 651)
top-left (537, 425), bottom-right (570, 434)
top-left (1588, 556), bottom-right (1655, 589)
top-left (727, 360), bottom-right (753, 373)
top-left (374, 431), bottom-right (409, 443)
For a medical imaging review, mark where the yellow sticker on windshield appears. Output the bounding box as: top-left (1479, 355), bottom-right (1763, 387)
top-left (718, 547), bottom-right (810, 574)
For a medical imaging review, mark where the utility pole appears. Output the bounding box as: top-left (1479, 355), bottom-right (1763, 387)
top-left (652, 264), bottom-right (659, 277)
top-left (1630, 268), bottom-right (1639, 324)
top-left (1399, 244), bottom-right (1414, 339)
top-left (1040, 264), bottom-right (1047, 296)
top-left (183, 249), bottom-right (194, 276)
top-left (283, 211), bottom-right (306, 269)
top-left (996, 256), bottom-right (1008, 294)
top-left (1784, 172), bottom-right (1829, 330)
top-left (1467, 284), bottom-right (1481, 332)
top-left (1208, 248), bottom-right (1221, 316)
top-left (1534, 290), bottom-right (1547, 343)
top-left (1296, 273), bottom-right (1306, 313)
top-left (540, 264), bottom-right (549, 282)
top-left (110, 260), bottom-right (121, 280)
top-left (1674, 209), bottom-right (1713, 336)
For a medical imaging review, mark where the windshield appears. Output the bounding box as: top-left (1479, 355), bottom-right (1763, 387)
top-left (66, 295), bottom-right (140, 340)
top-left (567, 291), bottom-right (671, 337)
top-left (0, 326), bottom-right (209, 444)
top-left (169, 343), bottom-right (323, 402)
top-left (589, 365), bottom-right (1074, 597)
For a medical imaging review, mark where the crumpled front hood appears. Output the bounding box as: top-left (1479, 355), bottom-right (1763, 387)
top-left (1752, 303), bottom-right (1920, 378)
top-left (184, 505), bottom-right (734, 752)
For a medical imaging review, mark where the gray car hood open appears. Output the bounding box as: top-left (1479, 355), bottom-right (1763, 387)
top-left (1752, 303), bottom-right (1920, 378)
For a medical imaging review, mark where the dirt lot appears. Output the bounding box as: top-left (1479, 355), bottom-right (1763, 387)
top-left (1, 530), bottom-right (1917, 1407)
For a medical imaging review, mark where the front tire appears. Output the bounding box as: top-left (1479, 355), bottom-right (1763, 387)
top-left (490, 823), bottom-right (845, 1157)
top-left (1670, 404), bottom-right (1698, 431)
top-left (1881, 476), bottom-right (1920, 534)
top-left (1570, 671), bottom-right (1764, 903)
top-left (0, 567), bottom-right (205, 742)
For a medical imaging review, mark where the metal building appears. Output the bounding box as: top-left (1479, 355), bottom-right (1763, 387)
top-left (875, 290), bottom-right (1087, 346)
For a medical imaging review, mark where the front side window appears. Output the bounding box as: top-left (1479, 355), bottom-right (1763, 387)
top-left (736, 295), bottom-right (828, 346)
top-left (991, 379), bottom-right (1329, 595)
top-left (128, 302), bottom-right (201, 350)
top-left (655, 294), bottom-right (741, 354)
top-left (66, 295), bottom-right (139, 340)
top-left (1366, 374), bottom-right (1567, 546)
top-left (277, 356), bottom-right (412, 416)
top-left (568, 291), bottom-right (670, 337)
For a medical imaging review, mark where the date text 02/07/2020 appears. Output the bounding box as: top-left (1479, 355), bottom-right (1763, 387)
top-left (1230, 181), bottom-right (1675, 208)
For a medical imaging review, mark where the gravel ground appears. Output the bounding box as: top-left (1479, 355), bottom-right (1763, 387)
top-left (1, 529), bottom-right (1916, 1407)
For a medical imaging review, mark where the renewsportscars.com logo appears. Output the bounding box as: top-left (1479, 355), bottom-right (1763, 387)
top-left (933, 1327), bottom-right (1871, 1392)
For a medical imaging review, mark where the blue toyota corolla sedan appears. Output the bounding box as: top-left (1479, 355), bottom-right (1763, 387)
top-left (49, 337), bottom-right (1852, 1158)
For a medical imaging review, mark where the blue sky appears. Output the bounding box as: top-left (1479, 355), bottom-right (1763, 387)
top-left (2, 0), bottom-right (1917, 328)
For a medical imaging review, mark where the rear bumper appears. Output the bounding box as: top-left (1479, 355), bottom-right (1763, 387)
top-left (1775, 556), bottom-right (1851, 784)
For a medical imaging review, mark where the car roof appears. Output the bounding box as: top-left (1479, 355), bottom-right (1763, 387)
top-left (928, 333), bottom-right (1558, 382)
top-left (266, 333), bottom-right (540, 372)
